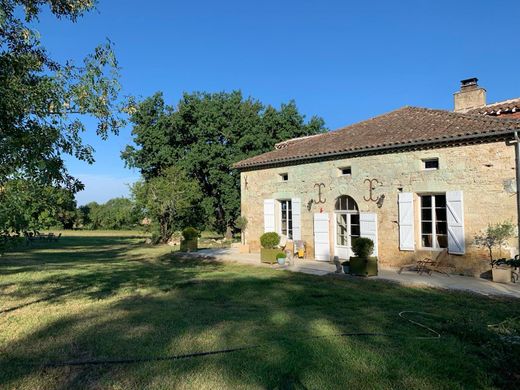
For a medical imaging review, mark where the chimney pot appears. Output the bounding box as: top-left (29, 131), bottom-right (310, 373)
top-left (454, 77), bottom-right (486, 113)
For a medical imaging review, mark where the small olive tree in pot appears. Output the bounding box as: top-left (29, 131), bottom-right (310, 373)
top-left (349, 237), bottom-right (378, 276)
top-left (474, 221), bottom-right (515, 283)
top-left (235, 216), bottom-right (249, 253)
top-left (260, 232), bottom-right (280, 264)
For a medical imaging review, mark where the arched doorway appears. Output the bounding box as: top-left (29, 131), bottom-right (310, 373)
top-left (334, 195), bottom-right (360, 260)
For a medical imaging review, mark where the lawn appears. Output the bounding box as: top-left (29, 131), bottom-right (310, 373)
top-left (1, 232), bottom-right (519, 389)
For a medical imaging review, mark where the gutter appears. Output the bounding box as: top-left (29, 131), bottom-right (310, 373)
top-left (515, 131), bottom-right (520, 254)
top-left (235, 127), bottom-right (520, 170)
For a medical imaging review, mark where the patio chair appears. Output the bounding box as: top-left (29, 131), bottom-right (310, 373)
top-left (293, 240), bottom-right (306, 259)
top-left (420, 249), bottom-right (454, 276)
top-left (397, 250), bottom-right (433, 274)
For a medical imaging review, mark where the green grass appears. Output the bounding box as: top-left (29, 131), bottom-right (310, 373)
top-left (1, 232), bottom-right (519, 389)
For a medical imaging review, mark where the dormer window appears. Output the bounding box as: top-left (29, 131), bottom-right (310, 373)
top-left (339, 167), bottom-right (352, 176)
top-left (422, 158), bottom-right (439, 170)
top-left (280, 173), bottom-right (288, 181)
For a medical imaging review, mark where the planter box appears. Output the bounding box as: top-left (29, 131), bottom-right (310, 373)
top-left (180, 239), bottom-right (198, 252)
top-left (350, 256), bottom-right (378, 276)
top-left (239, 244), bottom-right (250, 254)
top-left (260, 248), bottom-right (279, 264)
top-left (492, 266), bottom-right (512, 284)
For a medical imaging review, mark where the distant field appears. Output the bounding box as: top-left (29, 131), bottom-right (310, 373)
top-left (1, 233), bottom-right (518, 389)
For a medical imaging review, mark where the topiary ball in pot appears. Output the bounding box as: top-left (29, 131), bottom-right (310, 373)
top-left (260, 232), bottom-right (280, 264)
top-left (350, 237), bottom-right (377, 276)
top-left (182, 227), bottom-right (200, 241)
top-left (351, 237), bottom-right (374, 258)
top-left (181, 227), bottom-right (199, 252)
top-left (260, 232), bottom-right (280, 249)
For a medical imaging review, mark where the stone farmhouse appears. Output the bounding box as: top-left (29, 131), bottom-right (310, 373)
top-left (234, 79), bottom-right (520, 275)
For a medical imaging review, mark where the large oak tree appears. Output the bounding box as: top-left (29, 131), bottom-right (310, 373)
top-left (123, 91), bottom-right (326, 235)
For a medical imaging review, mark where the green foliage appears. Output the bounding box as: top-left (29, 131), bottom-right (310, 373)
top-left (260, 232), bottom-right (280, 249)
top-left (182, 227), bottom-right (200, 241)
top-left (81, 198), bottom-right (140, 230)
top-left (1, 1), bottom-right (128, 192)
top-left (234, 216), bottom-right (248, 231)
top-left (276, 252), bottom-right (287, 259)
top-left (0, 178), bottom-right (77, 234)
top-left (351, 237), bottom-right (374, 258)
top-left (132, 166), bottom-right (202, 243)
top-left (123, 91), bottom-right (326, 233)
top-left (474, 221), bottom-right (516, 263)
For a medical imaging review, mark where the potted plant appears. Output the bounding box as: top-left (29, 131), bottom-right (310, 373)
top-left (235, 215), bottom-right (250, 253)
top-left (474, 221), bottom-right (515, 283)
top-left (341, 260), bottom-right (350, 274)
top-left (260, 232), bottom-right (280, 264)
top-left (180, 227), bottom-right (199, 252)
top-left (276, 252), bottom-right (287, 265)
top-left (349, 237), bottom-right (378, 276)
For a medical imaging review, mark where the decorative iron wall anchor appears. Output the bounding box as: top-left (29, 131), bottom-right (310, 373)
top-left (244, 176), bottom-right (248, 190)
top-left (363, 178), bottom-right (381, 202)
top-left (314, 183), bottom-right (326, 204)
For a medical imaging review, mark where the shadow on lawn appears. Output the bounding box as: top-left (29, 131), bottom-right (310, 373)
top-left (1, 236), bottom-right (519, 389)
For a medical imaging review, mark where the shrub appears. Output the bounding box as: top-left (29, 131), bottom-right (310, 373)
top-left (276, 252), bottom-right (286, 259)
top-left (260, 232), bottom-right (280, 249)
top-left (352, 237), bottom-right (374, 258)
top-left (182, 227), bottom-right (200, 241)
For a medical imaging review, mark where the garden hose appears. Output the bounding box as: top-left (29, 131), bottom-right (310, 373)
top-left (12, 311), bottom-right (440, 368)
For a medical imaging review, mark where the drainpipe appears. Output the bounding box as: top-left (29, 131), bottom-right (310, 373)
top-left (515, 132), bottom-right (520, 254)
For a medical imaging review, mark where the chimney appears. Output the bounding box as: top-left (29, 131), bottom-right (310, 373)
top-left (453, 77), bottom-right (486, 113)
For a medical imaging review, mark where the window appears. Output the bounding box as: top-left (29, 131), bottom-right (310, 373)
top-left (420, 194), bottom-right (447, 249)
top-left (335, 195), bottom-right (359, 247)
top-left (423, 158), bottom-right (439, 170)
top-left (339, 166), bottom-right (352, 176)
top-left (280, 200), bottom-right (293, 239)
top-left (280, 173), bottom-right (288, 181)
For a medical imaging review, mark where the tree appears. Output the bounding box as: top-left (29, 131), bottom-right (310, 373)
top-left (132, 167), bottom-right (202, 243)
top-left (0, 178), bottom-right (76, 234)
top-left (1, 0), bottom-right (129, 191)
top-left (474, 221), bottom-right (516, 264)
top-left (123, 91), bottom-right (326, 235)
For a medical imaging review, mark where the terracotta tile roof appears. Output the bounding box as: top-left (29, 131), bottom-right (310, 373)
top-left (467, 98), bottom-right (520, 116)
top-left (234, 106), bottom-right (520, 169)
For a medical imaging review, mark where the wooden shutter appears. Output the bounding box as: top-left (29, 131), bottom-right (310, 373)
top-left (360, 213), bottom-right (378, 257)
top-left (398, 192), bottom-right (415, 251)
top-left (291, 198), bottom-right (302, 240)
top-left (313, 213), bottom-right (330, 261)
top-left (263, 199), bottom-right (275, 233)
top-left (446, 191), bottom-right (465, 254)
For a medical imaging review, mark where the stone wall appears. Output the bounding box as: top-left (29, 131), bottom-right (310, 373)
top-left (240, 141), bottom-right (518, 276)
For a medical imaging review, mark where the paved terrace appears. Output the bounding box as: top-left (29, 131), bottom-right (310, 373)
top-left (181, 247), bottom-right (520, 299)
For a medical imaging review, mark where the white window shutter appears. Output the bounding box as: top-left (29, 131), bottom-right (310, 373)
top-left (292, 198), bottom-right (301, 240)
top-left (263, 199), bottom-right (275, 233)
top-left (446, 191), bottom-right (465, 254)
top-left (313, 213), bottom-right (330, 261)
top-left (360, 213), bottom-right (378, 257)
top-left (398, 192), bottom-right (415, 251)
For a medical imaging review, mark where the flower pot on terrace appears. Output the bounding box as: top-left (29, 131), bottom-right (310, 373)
top-left (277, 256), bottom-right (286, 265)
top-left (349, 256), bottom-right (378, 277)
top-left (180, 239), bottom-right (198, 252)
top-left (260, 248), bottom-right (279, 264)
top-left (492, 266), bottom-right (512, 284)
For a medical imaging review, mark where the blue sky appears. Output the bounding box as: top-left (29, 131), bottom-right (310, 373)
top-left (34, 0), bottom-right (520, 205)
